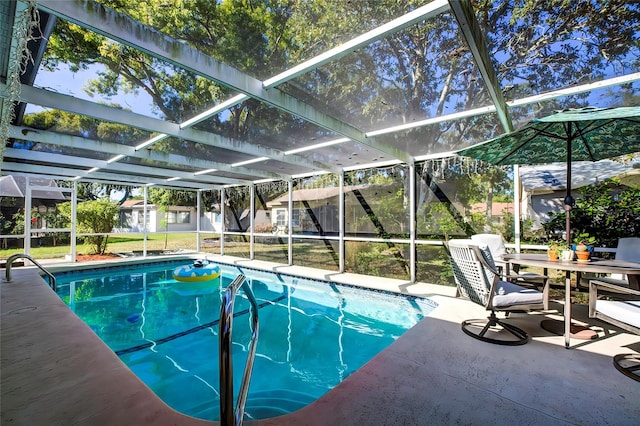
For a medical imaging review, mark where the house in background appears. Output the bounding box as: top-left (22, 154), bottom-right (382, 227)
top-left (519, 160), bottom-right (632, 229)
top-left (470, 202), bottom-right (514, 227)
top-left (267, 187), bottom-right (346, 235)
top-left (115, 200), bottom-right (223, 233)
top-left (115, 200), bottom-right (201, 232)
top-left (266, 184), bottom-right (400, 235)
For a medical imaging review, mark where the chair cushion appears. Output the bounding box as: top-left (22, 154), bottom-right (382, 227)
top-left (590, 277), bottom-right (630, 288)
top-left (596, 300), bottom-right (640, 329)
top-left (492, 280), bottom-right (543, 309)
top-left (516, 272), bottom-right (547, 284)
top-left (471, 234), bottom-right (506, 259)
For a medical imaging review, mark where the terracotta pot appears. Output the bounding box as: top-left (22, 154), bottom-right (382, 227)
top-left (576, 250), bottom-right (590, 261)
top-left (547, 249), bottom-right (559, 260)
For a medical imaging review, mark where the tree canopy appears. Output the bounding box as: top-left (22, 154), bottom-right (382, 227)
top-left (18, 0), bottom-right (640, 237)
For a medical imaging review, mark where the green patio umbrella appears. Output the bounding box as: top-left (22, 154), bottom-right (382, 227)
top-left (457, 106), bottom-right (640, 244)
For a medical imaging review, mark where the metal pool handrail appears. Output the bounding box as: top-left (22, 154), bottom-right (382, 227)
top-left (3, 253), bottom-right (57, 291)
top-left (219, 274), bottom-right (259, 426)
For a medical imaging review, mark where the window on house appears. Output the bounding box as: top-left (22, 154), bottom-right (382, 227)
top-left (119, 210), bottom-right (133, 227)
top-left (167, 211), bottom-right (191, 224)
top-left (138, 211), bottom-right (150, 225)
top-left (292, 209), bottom-right (301, 226)
top-left (276, 209), bottom-right (286, 226)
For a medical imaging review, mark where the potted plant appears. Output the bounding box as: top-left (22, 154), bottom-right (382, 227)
top-left (559, 241), bottom-right (574, 261)
top-left (574, 233), bottom-right (596, 262)
top-left (547, 242), bottom-right (558, 260)
top-left (546, 240), bottom-right (567, 261)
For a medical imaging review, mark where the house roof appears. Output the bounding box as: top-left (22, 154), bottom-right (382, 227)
top-left (519, 160), bottom-right (632, 194)
top-left (120, 199), bottom-right (146, 207)
top-left (267, 185), bottom-right (368, 207)
top-left (471, 202), bottom-right (514, 216)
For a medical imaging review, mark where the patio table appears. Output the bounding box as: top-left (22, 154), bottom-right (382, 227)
top-left (503, 253), bottom-right (640, 348)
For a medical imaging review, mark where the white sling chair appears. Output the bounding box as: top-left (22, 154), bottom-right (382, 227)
top-left (580, 237), bottom-right (640, 288)
top-left (445, 239), bottom-right (546, 345)
top-left (471, 233), bottom-right (545, 287)
top-left (589, 279), bottom-right (640, 382)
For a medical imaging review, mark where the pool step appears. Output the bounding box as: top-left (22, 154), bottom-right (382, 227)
top-left (245, 388), bottom-right (317, 418)
top-left (188, 388), bottom-right (317, 421)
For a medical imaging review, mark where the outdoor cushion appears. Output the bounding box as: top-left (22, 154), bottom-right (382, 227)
top-left (492, 280), bottom-right (544, 308)
top-left (471, 234), bottom-right (507, 259)
top-left (595, 300), bottom-right (640, 329)
top-left (589, 277), bottom-right (629, 288)
top-left (581, 237), bottom-right (640, 285)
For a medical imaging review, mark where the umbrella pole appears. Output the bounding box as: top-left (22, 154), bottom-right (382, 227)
top-left (564, 132), bottom-right (574, 245)
top-left (563, 131), bottom-right (573, 348)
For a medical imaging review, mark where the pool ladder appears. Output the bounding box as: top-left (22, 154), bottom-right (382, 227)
top-left (3, 253), bottom-right (56, 291)
top-left (219, 274), bottom-right (259, 426)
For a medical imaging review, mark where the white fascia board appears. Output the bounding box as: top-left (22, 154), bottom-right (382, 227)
top-left (9, 125), bottom-right (285, 181)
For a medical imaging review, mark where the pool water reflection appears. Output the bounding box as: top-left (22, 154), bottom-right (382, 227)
top-left (55, 261), bottom-right (437, 421)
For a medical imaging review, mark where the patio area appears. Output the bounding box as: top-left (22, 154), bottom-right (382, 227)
top-left (2, 2), bottom-right (640, 424)
top-left (2, 255), bottom-right (639, 425)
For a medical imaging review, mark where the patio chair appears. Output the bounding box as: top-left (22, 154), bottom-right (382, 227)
top-left (589, 279), bottom-right (640, 382)
top-left (579, 237), bottom-right (640, 289)
top-left (470, 234), bottom-right (508, 270)
top-left (445, 239), bottom-right (546, 346)
top-left (471, 233), bottom-right (545, 288)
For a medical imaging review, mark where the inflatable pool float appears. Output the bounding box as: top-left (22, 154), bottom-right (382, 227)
top-left (171, 280), bottom-right (219, 297)
top-left (173, 260), bottom-right (221, 283)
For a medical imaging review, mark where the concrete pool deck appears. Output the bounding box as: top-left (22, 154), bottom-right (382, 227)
top-left (2, 254), bottom-right (639, 425)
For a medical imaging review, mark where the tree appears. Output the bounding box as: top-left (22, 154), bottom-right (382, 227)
top-left (36, 0), bottom-right (640, 174)
top-left (60, 199), bottom-right (120, 254)
top-left (36, 0), bottom-right (640, 153)
top-left (543, 179), bottom-right (640, 248)
top-left (148, 188), bottom-right (179, 249)
top-left (20, 110), bottom-right (144, 202)
top-left (27, 0), bottom-right (640, 246)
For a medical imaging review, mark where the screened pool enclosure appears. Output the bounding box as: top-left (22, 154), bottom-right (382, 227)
top-left (1, 0), bottom-right (639, 283)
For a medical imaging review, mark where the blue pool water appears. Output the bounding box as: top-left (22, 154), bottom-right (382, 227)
top-left (54, 260), bottom-right (437, 421)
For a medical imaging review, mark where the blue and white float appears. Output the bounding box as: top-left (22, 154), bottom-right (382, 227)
top-left (172, 260), bottom-right (221, 296)
top-left (173, 260), bottom-right (221, 282)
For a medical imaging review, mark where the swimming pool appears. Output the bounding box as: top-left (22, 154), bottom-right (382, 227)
top-left (54, 260), bottom-right (437, 421)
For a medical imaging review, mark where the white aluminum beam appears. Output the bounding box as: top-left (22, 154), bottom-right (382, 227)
top-left (8, 125), bottom-right (281, 181)
top-left (449, 0), bottom-right (513, 133)
top-left (368, 72), bottom-right (640, 136)
top-left (3, 82), bottom-right (338, 174)
top-left (263, 0), bottom-right (450, 87)
top-left (5, 147), bottom-right (234, 186)
top-left (36, 0), bottom-right (411, 163)
top-left (3, 161), bottom-right (213, 190)
top-left (169, 1), bottom-right (450, 153)
top-left (508, 72), bottom-right (640, 108)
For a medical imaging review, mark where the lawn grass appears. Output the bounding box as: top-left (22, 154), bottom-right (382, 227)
top-left (0, 233), bottom-right (592, 302)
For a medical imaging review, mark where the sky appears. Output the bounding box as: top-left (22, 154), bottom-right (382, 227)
top-left (27, 63), bottom-right (156, 117)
